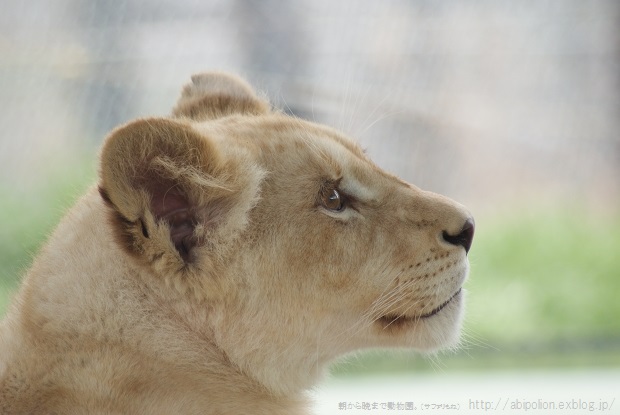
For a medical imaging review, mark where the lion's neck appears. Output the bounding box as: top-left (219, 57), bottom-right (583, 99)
top-left (206, 300), bottom-right (336, 400)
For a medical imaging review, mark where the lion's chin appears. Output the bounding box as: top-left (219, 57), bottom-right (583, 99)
top-left (373, 289), bottom-right (465, 351)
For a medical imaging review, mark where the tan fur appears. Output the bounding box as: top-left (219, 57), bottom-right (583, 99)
top-left (0, 72), bottom-right (474, 414)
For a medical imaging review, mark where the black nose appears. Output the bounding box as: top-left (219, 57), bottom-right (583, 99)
top-left (442, 218), bottom-right (475, 254)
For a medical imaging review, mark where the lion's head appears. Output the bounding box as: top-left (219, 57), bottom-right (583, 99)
top-left (98, 72), bottom-right (474, 395)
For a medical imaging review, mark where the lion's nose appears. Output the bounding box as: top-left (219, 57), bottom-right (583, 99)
top-left (442, 218), bottom-right (475, 254)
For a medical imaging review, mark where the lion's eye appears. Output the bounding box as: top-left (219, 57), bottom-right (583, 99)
top-left (321, 188), bottom-right (344, 212)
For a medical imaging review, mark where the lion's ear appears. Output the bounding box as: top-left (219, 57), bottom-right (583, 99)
top-left (99, 118), bottom-right (242, 269)
top-left (172, 72), bottom-right (270, 121)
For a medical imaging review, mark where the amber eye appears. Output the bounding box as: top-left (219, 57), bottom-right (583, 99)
top-left (321, 188), bottom-right (344, 211)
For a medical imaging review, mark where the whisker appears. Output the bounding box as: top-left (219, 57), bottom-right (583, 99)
top-left (360, 109), bottom-right (405, 137)
top-left (459, 329), bottom-right (500, 352)
top-left (379, 298), bottom-right (424, 330)
top-left (365, 277), bottom-right (425, 332)
top-left (357, 91), bottom-right (393, 136)
top-left (425, 352), bottom-right (447, 373)
top-left (363, 274), bottom-right (408, 322)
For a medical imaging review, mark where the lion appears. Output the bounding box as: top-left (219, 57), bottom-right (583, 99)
top-left (0, 72), bottom-right (474, 414)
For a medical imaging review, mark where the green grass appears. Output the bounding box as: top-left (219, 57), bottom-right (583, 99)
top-left (466, 209), bottom-right (620, 343)
top-left (1, 167), bottom-right (619, 371)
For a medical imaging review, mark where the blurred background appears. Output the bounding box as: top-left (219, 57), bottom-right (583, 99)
top-left (1, 0), bottom-right (619, 412)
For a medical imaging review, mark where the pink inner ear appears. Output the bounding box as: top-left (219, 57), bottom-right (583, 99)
top-left (151, 186), bottom-right (189, 219)
top-left (150, 186), bottom-right (196, 261)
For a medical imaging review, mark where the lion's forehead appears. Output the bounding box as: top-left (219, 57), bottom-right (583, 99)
top-left (205, 115), bottom-right (406, 202)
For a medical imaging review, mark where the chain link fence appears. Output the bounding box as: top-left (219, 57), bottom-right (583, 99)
top-left (1, 0), bottom-right (618, 212)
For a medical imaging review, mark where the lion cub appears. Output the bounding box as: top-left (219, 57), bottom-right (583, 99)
top-left (0, 72), bottom-right (474, 414)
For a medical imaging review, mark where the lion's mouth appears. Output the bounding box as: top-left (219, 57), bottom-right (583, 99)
top-left (377, 289), bottom-right (462, 327)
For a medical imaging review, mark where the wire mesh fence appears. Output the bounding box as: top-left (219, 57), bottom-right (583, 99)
top-left (1, 0), bottom-right (618, 211)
